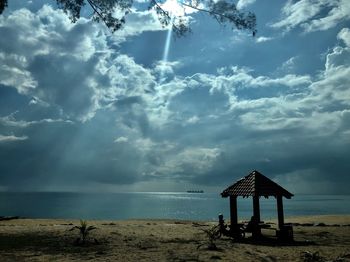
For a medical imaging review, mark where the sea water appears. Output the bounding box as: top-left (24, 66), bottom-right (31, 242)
top-left (0, 192), bottom-right (349, 221)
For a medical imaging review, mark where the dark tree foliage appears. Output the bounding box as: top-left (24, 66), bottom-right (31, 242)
top-left (207, 0), bottom-right (256, 34)
top-left (0, 0), bottom-right (256, 36)
top-left (57, 0), bottom-right (132, 31)
top-left (150, 0), bottom-right (256, 36)
top-left (0, 0), bottom-right (7, 15)
top-left (56, 0), bottom-right (85, 22)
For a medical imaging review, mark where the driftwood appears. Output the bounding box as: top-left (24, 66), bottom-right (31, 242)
top-left (0, 216), bottom-right (20, 221)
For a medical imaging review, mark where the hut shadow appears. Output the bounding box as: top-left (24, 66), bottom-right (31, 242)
top-left (229, 235), bottom-right (316, 247)
top-left (0, 231), bottom-right (108, 256)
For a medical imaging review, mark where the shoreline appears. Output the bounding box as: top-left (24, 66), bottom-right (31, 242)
top-left (272, 214), bottom-right (350, 225)
top-left (2, 214), bottom-right (350, 222)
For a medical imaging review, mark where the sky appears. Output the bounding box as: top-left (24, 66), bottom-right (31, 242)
top-left (0, 0), bottom-right (349, 194)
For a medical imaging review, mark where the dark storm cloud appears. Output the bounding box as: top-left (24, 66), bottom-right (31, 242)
top-left (0, 107), bottom-right (146, 190)
top-left (0, 5), bottom-right (159, 190)
top-left (28, 54), bottom-right (98, 120)
top-left (0, 84), bottom-right (30, 114)
top-left (191, 126), bottom-right (350, 188)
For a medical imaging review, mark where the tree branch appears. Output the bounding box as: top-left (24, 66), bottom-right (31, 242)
top-left (86, 0), bottom-right (105, 24)
top-left (181, 1), bottom-right (256, 34)
top-left (86, 0), bottom-right (127, 32)
top-left (151, 0), bottom-right (181, 34)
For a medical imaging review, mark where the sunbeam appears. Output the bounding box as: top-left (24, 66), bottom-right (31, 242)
top-left (159, 16), bottom-right (175, 82)
top-left (162, 17), bottom-right (174, 65)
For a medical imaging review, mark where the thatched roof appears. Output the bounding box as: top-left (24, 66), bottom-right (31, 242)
top-left (221, 170), bottom-right (293, 199)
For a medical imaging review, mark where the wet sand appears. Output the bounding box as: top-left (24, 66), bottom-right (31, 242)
top-left (0, 215), bottom-right (349, 261)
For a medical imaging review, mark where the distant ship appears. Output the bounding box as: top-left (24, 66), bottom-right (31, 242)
top-left (186, 190), bottom-right (204, 193)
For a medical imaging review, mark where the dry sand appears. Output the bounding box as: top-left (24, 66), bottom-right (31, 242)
top-left (0, 215), bottom-right (349, 261)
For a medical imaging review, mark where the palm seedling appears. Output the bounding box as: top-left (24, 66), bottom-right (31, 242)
top-left (70, 219), bottom-right (97, 244)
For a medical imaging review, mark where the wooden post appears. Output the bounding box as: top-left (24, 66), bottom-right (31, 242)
top-left (253, 195), bottom-right (261, 222)
top-left (252, 195), bottom-right (261, 237)
top-left (229, 196), bottom-right (241, 238)
top-left (277, 195), bottom-right (284, 229)
top-left (229, 196), bottom-right (238, 227)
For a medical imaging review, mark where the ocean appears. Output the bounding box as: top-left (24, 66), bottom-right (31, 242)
top-left (1, 192), bottom-right (349, 221)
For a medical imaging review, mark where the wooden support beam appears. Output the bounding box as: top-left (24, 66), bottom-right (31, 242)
top-left (253, 195), bottom-right (261, 222)
top-left (252, 195), bottom-right (261, 238)
top-left (229, 196), bottom-right (238, 227)
top-left (277, 195), bottom-right (284, 229)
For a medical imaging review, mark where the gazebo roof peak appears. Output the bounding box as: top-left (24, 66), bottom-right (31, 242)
top-left (221, 170), bottom-right (293, 199)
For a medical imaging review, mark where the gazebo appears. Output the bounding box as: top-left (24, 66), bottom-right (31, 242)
top-left (221, 170), bottom-right (294, 240)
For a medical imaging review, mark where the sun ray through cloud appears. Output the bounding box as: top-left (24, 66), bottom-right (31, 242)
top-left (159, 15), bottom-right (175, 82)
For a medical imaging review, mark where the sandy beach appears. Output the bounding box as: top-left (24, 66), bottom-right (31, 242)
top-left (0, 215), bottom-right (349, 261)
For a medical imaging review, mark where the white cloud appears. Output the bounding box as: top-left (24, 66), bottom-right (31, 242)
top-left (315, 50), bottom-right (350, 105)
top-left (278, 56), bottom-right (299, 73)
top-left (232, 29), bottom-right (350, 132)
top-left (255, 36), bottom-right (274, 43)
top-left (114, 136), bottom-right (129, 143)
top-left (153, 60), bottom-right (182, 81)
top-left (153, 147), bottom-right (221, 178)
top-left (0, 114), bottom-right (73, 128)
top-left (161, 28), bottom-right (348, 135)
top-left (237, 0), bottom-right (256, 9)
top-left (160, 0), bottom-right (199, 16)
top-left (272, 0), bottom-right (350, 33)
top-left (0, 6), bottom-right (167, 122)
top-left (324, 30), bottom-right (350, 72)
top-left (302, 0), bottom-right (350, 32)
top-left (176, 147), bottom-right (220, 173)
top-left (252, 74), bottom-right (312, 87)
top-left (186, 115), bottom-right (200, 124)
top-left (0, 53), bottom-right (37, 94)
top-left (272, 0), bottom-right (327, 30)
top-left (325, 46), bottom-right (350, 71)
top-left (210, 66), bottom-right (311, 91)
top-left (0, 134), bottom-right (28, 142)
top-left (338, 28), bottom-right (350, 47)
top-left (28, 96), bottom-right (50, 107)
top-left (113, 10), bottom-right (165, 40)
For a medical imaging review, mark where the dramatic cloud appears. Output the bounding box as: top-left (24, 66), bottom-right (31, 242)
top-left (0, 53), bottom-right (37, 94)
top-left (0, 3), bottom-right (349, 193)
top-left (0, 5), bottom-right (166, 122)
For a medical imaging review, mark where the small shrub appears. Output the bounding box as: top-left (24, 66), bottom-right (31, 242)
top-left (301, 251), bottom-right (325, 262)
top-left (198, 225), bottom-right (221, 250)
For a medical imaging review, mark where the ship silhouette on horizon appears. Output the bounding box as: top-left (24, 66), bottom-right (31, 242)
top-left (186, 190), bottom-right (204, 193)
